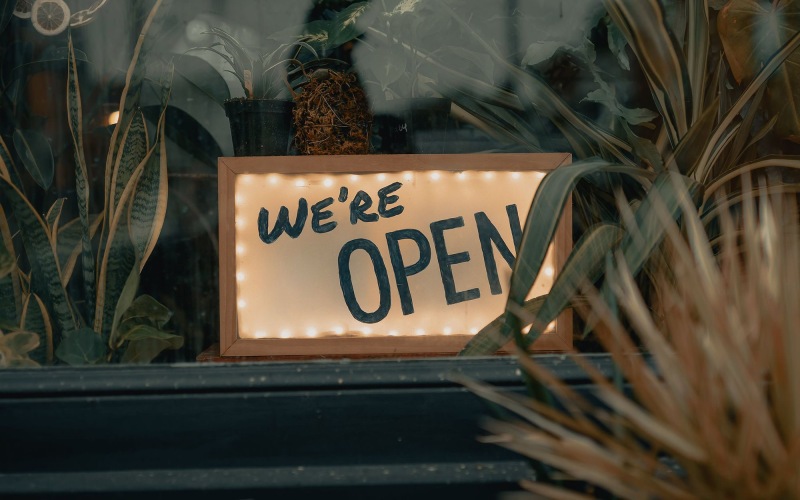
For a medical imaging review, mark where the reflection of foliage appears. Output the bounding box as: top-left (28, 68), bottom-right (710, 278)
top-left (391, 0), bottom-right (800, 354)
top-left (464, 188), bottom-right (800, 498)
top-left (0, 0), bottom-right (183, 366)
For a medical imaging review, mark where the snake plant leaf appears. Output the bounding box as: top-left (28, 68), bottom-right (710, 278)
top-left (108, 267), bottom-right (139, 349)
top-left (12, 129), bottom-right (54, 190)
top-left (67, 33), bottom-right (97, 321)
top-left (718, 0), bottom-right (800, 142)
top-left (0, 133), bottom-right (13, 181)
top-left (20, 292), bottom-right (53, 364)
top-left (0, 204), bottom-right (21, 326)
top-left (120, 324), bottom-right (182, 364)
top-left (110, 110), bottom-right (149, 225)
top-left (103, 0), bottom-right (166, 221)
top-left (462, 222), bottom-right (624, 355)
top-left (129, 116), bottom-right (168, 272)
top-left (0, 176), bottom-right (76, 338)
top-left (55, 326), bottom-right (105, 365)
top-left (56, 214), bottom-right (102, 288)
top-left (94, 144), bottom-right (156, 336)
top-left (603, 0), bottom-right (693, 146)
top-left (140, 105), bottom-right (221, 172)
top-left (45, 198), bottom-right (65, 239)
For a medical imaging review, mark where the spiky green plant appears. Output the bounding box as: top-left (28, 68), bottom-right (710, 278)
top-left (407, 0), bottom-right (800, 354)
top-left (462, 185), bottom-right (800, 498)
top-left (0, 0), bottom-right (182, 365)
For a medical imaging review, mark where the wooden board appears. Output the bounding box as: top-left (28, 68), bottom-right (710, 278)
top-left (219, 153), bottom-right (572, 357)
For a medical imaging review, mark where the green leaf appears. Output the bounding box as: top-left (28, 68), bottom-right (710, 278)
top-left (120, 294), bottom-right (172, 331)
top-left (20, 292), bottom-right (53, 364)
top-left (110, 110), bottom-right (149, 224)
top-left (55, 327), bottom-right (106, 365)
top-left (0, 204), bottom-right (21, 326)
top-left (67, 34), bottom-right (96, 318)
top-left (603, 0), bottom-right (693, 146)
top-left (108, 267), bottom-right (140, 349)
top-left (0, 230), bottom-right (13, 278)
top-left (56, 214), bottom-right (102, 287)
top-left (495, 159), bottom-right (653, 345)
top-left (12, 129), bottom-right (54, 190)
top-left (0, 176), bottom-right (76, 339)
top-left (120, 325), bottom-right (183, 364)
top-left (461, 223), bottom-right (624, 355)
top-left (129, 116), bottom-right (168, 272)
top-left (45, 198), bottom-right (66, 237)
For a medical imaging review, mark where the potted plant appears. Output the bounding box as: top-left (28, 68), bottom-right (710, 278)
top-left (0, 0), bottom-right (182, 366)
top-left (201, 28), bottom-right (323, 156)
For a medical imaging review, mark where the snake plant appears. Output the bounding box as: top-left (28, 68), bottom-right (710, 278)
top-left (0, 0), bottom-right (182, 365)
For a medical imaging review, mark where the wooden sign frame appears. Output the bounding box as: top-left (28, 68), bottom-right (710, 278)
top-left (219, 153), bottom-right (572, 358)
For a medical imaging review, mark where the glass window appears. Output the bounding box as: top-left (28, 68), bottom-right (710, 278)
top-left (3, 1), bottom-right (797, 367)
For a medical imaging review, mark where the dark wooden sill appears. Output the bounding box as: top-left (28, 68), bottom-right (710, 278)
top-left (0, 354), bottom-right (614, 499)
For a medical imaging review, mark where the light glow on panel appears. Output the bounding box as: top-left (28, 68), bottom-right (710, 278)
top-left (232, 169), bottom-right (557, 341)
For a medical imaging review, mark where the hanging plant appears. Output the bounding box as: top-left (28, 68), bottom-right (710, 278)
top-left (293, 70), bottom-right (372, 155)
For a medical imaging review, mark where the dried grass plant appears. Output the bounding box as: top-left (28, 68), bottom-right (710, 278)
top-left (463, 183), bottom-right (800, 499)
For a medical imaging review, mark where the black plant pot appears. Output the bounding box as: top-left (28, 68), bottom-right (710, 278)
top-left (373, 97), bottom-right (451, 154)
top-left (224, 98), bottom-right (294, 156)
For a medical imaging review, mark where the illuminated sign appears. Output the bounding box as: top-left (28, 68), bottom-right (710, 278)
top-left (219, 154), bottom-right (572, 357)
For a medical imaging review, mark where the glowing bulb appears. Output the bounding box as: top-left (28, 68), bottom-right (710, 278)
top-left (522, 324), bottom-right (532, 334)
top-left (236, 272), bottom-right (246, 282)
top-left (547, 321), bottom-right (556, 332)
top-left (377, 173), bottom-right (386, 182)
top-left (430, 171), bottom-right (441, 181)
top-left (414, 328), bottom-right (426, 336)
top-left (388, 330), bottom-right (399, 337)
top-left (254, 330), bottom-right (268, 339)
top-left (442, 326), bottom-right (453, 336)
top-left (511, 172), bottom-right (521, 180)
top-left (403, 172), bottom-right (414, 182)
top-left (294, 179), bottom-right (305, 188)
top-left (107, 110), bottom-right (120, 126)
top-left (333, 326), bottom-right (345, 335)
top-left (362, 327), bottom-right (373, 335)
top-left (456, 172), bottom-right (467, 181)
top-left (236, 245), bottom-right (246, 256)
top-left (279, 329), bottom-right (292, 339)
top-left (242, 175), bottom-right (254, 185)
top-left (235, 218), bottom-right (247, 229)
top-left (349, 174), bottom-right (359, 183)
top-left (237, 299), bottom-right (247, 308)
top-left (469, 327), bottom-right (479, 335)
top-left (483, 171), bottom-right (495, 180)
top-left (544, 266), bottom-right (554, 277)
top-left (268, 175), bottom-right (279, 185)
top-left (536, 172), bottom-right (546, 179)
top-left (323, 178), bottom-right (334, 187)
top-left (235, 194), bottom-right (245, 206)
top-left (305, 327), bottom-right (318, 338)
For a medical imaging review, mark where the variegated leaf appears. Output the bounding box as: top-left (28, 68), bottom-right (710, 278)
top-left (20, 292), bottom-right (54, 364)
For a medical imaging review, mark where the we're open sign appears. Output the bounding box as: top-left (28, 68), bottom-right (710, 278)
top-left (218, 154), bottom-right (572, 357)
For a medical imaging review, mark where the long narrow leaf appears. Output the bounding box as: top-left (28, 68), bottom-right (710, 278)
top-left (0, 204), bottom-right (21, 325)
top-left (603, 0), bottom-right (692, 146)
top-left (20, 292), bottom-right (53, 364)
top-left (129, 112), bottom-right (168, 272)
top-left (102, 0), bottom-right (166, 245)
top-left (67, 34), bottom-right (97, 323)
top-left (0, 176), bottom-right (76, 338)
top-left (462, 223), bottom-right (624, 355)
top-left (498, 160), bottom-right (654, 343)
